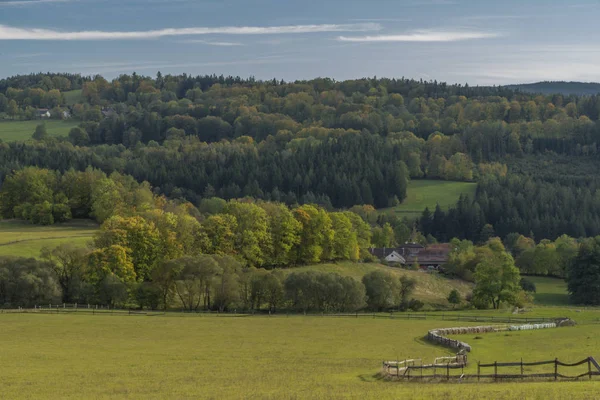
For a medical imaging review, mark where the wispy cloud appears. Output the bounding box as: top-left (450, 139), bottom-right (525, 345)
top-left (179, 39), bottom-right (243, 46)
top-left (0, 0), bottom-right (73, 6)
top-left (348, 18), bottom-right (411, 22)
top-left (0, 23), bottom-right (380, 40)
top-left (338, 29), bottom-right (501, 42)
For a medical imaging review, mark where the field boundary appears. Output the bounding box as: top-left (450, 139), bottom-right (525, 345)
top-left (383, 357), bottom-right (600, 382)
top-left (0, 305), bottom-right (562, 324)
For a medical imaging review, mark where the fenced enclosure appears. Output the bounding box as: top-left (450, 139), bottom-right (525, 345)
top-left (383, 357), bottom-right (600, 382)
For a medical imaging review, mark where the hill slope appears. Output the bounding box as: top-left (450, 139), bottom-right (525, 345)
top-left (505, 81), bottom-right (600, 96)
top-left (285, 261), bottom-right (472, 308)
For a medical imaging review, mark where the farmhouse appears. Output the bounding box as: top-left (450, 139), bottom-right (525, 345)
top-left (369, 243), bottom-right (450, 271)
top-left (36, 108), bottom-right (51, 118)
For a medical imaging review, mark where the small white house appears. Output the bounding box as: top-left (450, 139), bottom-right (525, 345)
top-left (37, 109), bottom-right (51, 119)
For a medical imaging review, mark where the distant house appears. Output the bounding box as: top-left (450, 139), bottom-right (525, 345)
top-left (36, 108), bottom-right (51, 119)
top-left (369, 248), bottom-right (407, 264)
top-left (101, 107), bottom-right (116, 117)
top-left (369, 243), bottom-right (450, 271)
top-left (62, 110), bottom-right (71, 119)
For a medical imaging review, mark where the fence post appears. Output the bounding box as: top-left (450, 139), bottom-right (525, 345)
top-left (477, 361), bottom-right (480, 382)
top-left (589, 358), bottom-right (592, 380)
top-left (554, 358), bottom-right (558, 381)
top-left (521, 358), bottom-right (524, 379)
top-left (447, 363), bottom-right (450, 381)
top-left (494, 361), bottom-right (497, 382)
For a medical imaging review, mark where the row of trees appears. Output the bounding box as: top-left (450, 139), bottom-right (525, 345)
top-left (7, 249), bottom-right (425, 312)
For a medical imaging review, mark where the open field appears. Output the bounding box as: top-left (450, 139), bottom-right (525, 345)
top-left (0, 311), bottom-right (599, 399)
top-left (287, 262), bottom-right (472, 308)
top-left (379, 180), bottom-right (477, 219)
top-left (528, 276), bottom-right (571, 306)
top-left (0, 119), bottom-right (79, 142)
top-left (0, 220), bottom-right (98, 258)
top-left (63, 89), bottom-right (83, 105)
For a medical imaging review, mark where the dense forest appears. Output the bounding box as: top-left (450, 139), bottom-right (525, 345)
top-left (2, 72), bottom-right (600, 305)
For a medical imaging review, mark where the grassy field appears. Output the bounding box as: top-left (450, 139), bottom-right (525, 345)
top-left (63, 89), bottom-right (83, 105)
top-left (287, 262), bottom-right (472, 308)
top-left (0, 119), bottom-right (79, 142)
top-left (528, 276), bottom-right (571, 306)
top-left (0, 311), bottom-right (598, 399)
top-left (379, 180), bottom-right (478, 218)
top-left (0, 220), bottom-right (98, 258)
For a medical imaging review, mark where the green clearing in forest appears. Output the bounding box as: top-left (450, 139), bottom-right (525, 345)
top-left (63, 89), bottom-right (83, 105)
top-left (0, 220), bottom-right (98, 259)
top-left (379, 179), bottom-right (477, 219)
top-left (0, 119), bottom-right (79, 142)
top-left (0, 311), bottom-right (598, 399)
top-left (528, 276), bottom-right (571, 306)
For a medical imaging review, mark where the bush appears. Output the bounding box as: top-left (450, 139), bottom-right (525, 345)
top-left (520, 278), bottom-right (536, 293)
top-left (408, 299), bottom-right (424, 311)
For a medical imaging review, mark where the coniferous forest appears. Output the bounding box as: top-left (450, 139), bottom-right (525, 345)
top-left (2, 72), bottom-right (600, 306)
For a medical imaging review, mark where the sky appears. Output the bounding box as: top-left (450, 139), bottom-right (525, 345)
top-left (1, 0), bottom-right (599, 85)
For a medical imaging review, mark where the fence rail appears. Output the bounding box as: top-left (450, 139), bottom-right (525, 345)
top-left (384, 357), bottom-right (600, 382)
top-left (0, 305), bottom-right (560, 323)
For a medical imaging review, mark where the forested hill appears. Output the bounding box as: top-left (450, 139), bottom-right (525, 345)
top-left (2, 72), bottom-right (600, 245)
top-left (505, 81), bottom-right (600, 96)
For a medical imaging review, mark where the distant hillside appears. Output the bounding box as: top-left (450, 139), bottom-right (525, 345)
top-left (505, 81), bottom-right (600, 96)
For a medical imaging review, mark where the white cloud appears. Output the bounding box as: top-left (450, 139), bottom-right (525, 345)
top-left (0, 23), bottom-right (380, 40)
top-left (179, 39), bottom-right (243, 46)
top-left (338, 30), bottom-right (500, 42)
top-left (0, 0), bottom-right (73, 6)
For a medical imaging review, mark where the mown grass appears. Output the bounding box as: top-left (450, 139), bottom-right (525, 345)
top-left (528, 276), bottom-right (571, 306)
top-left (287, 262), bottom-right (472, 308)
top-left (0, 220), bottom-right (98, 258)
top-left (0, 119), bottom-right (79, 142)
top-left (0, 312), bottom-right (598, 399)
top-left (379, 179), bottom-right (477, 218)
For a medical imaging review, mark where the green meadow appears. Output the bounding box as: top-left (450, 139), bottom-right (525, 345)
top-left (529, 276), bottom-right (571, 306)
top-left (0, 310), bottom-right (598, 399)
top-left (0, 119), bottom-right (79, 142)
top-left (0, 220), bottom-right (97, 258)
top-left (380, 179), bottom-right (477, 218)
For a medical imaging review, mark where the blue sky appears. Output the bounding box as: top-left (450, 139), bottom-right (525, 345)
top-left (1, 0), bottom-right (599, 85)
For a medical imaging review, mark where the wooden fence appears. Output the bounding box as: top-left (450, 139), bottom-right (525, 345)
top-left (0, 305), bottom-right (561, 324)
top-left (383, 357), bottom-right (600, 382)
top-left (426, 322), bottom-right (562, 353)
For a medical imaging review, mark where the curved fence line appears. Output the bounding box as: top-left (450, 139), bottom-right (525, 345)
top-left (426, 320), bottom-right (569, 353)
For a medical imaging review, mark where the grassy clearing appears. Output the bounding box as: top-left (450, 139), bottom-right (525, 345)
top-left (379, 179), bottom-right (477, 219)
top-left (287, 262), bottom-right (472, 308)
top-left (63, 89), bottom-right (83, 105)
top-left (0, 220), bottom-right (98, 258)
top-left (0, 312), bottom-right (598, 399)
top-left (0, 119), bottom-right (79, 142)
top-left (528, 276), bottom-right (571, 306)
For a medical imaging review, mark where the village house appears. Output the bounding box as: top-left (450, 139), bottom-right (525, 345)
top-left (369, 243), bottom-right (451, 271)
top-left (36, 108), bottom-right (51, 119)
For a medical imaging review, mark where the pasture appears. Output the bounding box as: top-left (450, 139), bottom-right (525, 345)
top-left (0, 119), bottom-right (79, 142)
top-left (63, 89), bottom-right (83, 105)
top-left (0, 311), bottom-right (599, 399)
top-left (529, 276), bottom-right (571, 306)
top-left (379, 180), bottom-right (477, 218)
top-left (0, 220), bottom-right (98, 258)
